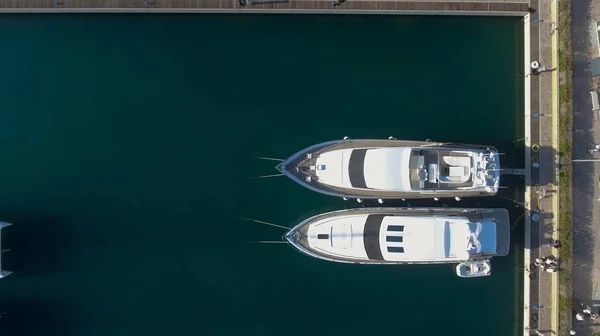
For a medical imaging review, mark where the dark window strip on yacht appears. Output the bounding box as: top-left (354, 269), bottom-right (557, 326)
top-left (348, 149), bottom-right (368, 189)
top-left (317, 234), bottom-right (329, 240)
top-left (387, 246), bottom-right (404, 253)
top-left (387, 225), bottom-right (404, 232)
top-left (363, 214), bottom-right (386, 260)
top-left (386, 236), bottom-right (403, 243)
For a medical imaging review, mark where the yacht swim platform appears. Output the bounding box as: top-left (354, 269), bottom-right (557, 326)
top-left (284, 207), bottom-right (510, 277)
top-left (276, 139), bottom-right (501, 200)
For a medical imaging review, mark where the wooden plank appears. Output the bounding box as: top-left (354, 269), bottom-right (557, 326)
top-left (113, 0), bottom-right (141, 8)
top-left (172, 0), bottom-right (200, 8)
top-left (82, 0), bottom-right (116, 8)
top-left (363, 1), bottom-right (378, 11)
top-left (155, 0), bottom-right (175, 8)
top-left (0, 0), bottom-right (530, 13)
top-left (200, 0), bottom-right (222, 9)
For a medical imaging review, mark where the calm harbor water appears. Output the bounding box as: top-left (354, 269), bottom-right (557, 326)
top-left (0, 14), bottom-right (523, 336)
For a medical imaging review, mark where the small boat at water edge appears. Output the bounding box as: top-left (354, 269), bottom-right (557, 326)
top-left (456, 260), bottom-right (492, 278)
top-left (276, 138), bottom-right (501, 200)
top-left (284, 207), bottom-right (510, 278)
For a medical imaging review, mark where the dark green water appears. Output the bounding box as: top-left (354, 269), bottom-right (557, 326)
top-left (0, 14), bottom-right (524, 335)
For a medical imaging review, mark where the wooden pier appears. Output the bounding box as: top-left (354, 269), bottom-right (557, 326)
top-left (0, 0), bottom-right (529, 15)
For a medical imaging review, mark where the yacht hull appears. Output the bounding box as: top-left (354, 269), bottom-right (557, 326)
top-left (284, 207), bottom-right (510, 266)
top-left (276, 139), bottom-right (500, 199)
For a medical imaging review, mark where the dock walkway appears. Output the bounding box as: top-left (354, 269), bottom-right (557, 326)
top-left (523, 0), bottom-right (559, 335)
top-left (0, 0), bottom-right (529, 15)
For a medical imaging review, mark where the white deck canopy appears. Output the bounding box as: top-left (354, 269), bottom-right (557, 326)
top-left (363, 148), bottom-right (412, 191)
top-left (314, 148), bottom-right (412, 191)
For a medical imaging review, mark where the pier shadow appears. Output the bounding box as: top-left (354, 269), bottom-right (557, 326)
top-left (0, 298), bottom-right (73, 336)
top-left (527, 217), bottom-right (557, 250)
top-left (538, 144), bottom-right (558, 187)
top-left (540, 211), bottom-right (555, 221)
top-left (512, 142), bottom-right (559, 188)
top-left (0, 214), bottom-right (96, 335)
top-left (0, 212), bottom-right (76, 276)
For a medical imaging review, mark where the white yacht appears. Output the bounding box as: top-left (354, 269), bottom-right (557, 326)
top-left (276, 138), bottom-right (500, 199)
top-left (284, 208), bottom-right (509, 278)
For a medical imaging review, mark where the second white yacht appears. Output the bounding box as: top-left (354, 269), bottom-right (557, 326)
top-left (284, 207), bottom-right (510, 278)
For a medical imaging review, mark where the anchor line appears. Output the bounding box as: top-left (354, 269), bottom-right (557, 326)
top-left (248, 174), bottom-right (284, 179)
top-left (251, 156), bottom-right (284, 162)
top-left (237, 217), bottom-right (290, 230)
top-left (510, 212), bottom-right (525, 230)
top-left (503, 197), bottom-right (527, 208)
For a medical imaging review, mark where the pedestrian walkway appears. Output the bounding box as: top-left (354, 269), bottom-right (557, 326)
top-left (522, 0), bottom-right (559, 334)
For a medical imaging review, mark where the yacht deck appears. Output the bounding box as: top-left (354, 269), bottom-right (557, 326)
top-left (282, 139), bottom-right (494, 199)
top-left (288, 207), bottom-right (509, 264)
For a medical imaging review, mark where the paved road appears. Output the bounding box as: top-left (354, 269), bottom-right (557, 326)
top-left (571, 0), bottom-right (600, 334)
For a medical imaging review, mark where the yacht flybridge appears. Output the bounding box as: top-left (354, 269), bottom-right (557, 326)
top-left (276, 139), bottom-right (500, 199)
top-left (284, 207), bottom-right (510, 278)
